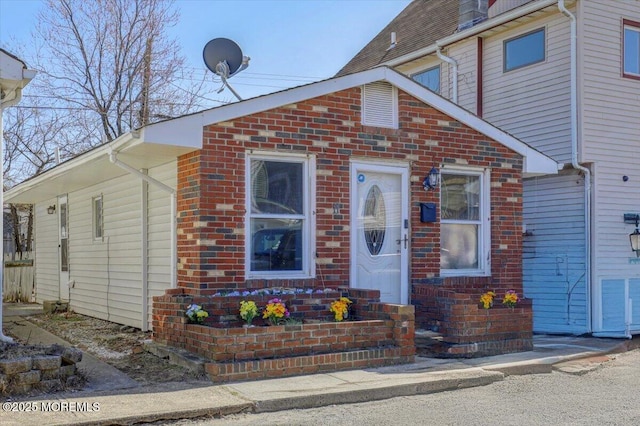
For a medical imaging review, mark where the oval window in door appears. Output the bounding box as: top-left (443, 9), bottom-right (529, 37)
top-left (363, 184), bottom-right (386, 256)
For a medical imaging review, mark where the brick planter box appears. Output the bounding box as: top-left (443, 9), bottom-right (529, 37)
top-left (153, 287), bottom-right (415, 382)
top-left (412, 284), bottom-right (532, 358)
top-left (186, 320), bottom-right (393, 362)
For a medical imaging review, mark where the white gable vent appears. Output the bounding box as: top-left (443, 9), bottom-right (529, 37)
top-left (362, 82), bottom-right (398, 129)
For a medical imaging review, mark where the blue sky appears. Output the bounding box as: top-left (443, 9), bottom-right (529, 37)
top-left (0, 0), bottom-right (410, 103)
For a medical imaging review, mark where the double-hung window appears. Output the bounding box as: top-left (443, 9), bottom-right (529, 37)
top-left (440, 168), bottom-right (490, 276)
top-left (504, 28), bottom-right (545, 72)
top-left (623, 19), bottom-right (640, 79)
top-left (412, 65), bottom-right (441, 93)
top-left (247, 154), bottom-right (313, 278)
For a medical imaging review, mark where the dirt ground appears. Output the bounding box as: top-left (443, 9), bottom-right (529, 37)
top-left (10, 311), bottom-right (209, 386)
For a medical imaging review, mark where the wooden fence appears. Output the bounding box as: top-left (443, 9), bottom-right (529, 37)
top-left (3, 252), bottom-right (34, 302)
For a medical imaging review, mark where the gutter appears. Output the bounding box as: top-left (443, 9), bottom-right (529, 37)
top-left (108, 148), bottom-right (177, 331)
top-left (382, 0), bottom-right (561, 68)
top-left (0, 68), bottom-right (36, 343)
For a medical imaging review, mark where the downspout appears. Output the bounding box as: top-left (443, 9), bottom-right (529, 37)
top-left (108, 150), bottom-right (177, 329)
top-left (558, 0), bottom-right (593, 333)
top-left (436, 44), bottom-right (458, 104)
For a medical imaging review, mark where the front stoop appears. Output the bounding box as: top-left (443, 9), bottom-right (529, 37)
top-left (414, 329), bottom-right (445, 357)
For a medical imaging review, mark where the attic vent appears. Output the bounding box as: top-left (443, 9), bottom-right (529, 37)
top-left (362, 82), bottom-right (398, 129)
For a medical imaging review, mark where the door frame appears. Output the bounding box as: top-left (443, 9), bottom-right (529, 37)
top-left (58, 194), bottom-right (69, 301)
top-left (349, 160), bottom-right (410, 304)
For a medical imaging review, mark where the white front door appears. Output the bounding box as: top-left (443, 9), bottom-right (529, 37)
top-left (350, 162), bottom-right (409, 304)
top-left (58, 195), bottom-right (69, 300)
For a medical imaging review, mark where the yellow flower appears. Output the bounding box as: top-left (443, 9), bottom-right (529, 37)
top-left (479, 291), bottom-right (496, 309)
top-left (329, 297), bottom-right (353, 321)
top-left (502, 290), bottom-right (519, 308)
top-left (239, 300), bottom-right (258, 325)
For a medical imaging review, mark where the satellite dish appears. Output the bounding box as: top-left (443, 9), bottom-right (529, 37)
top-left (203, 37), bottom-right (250, 101)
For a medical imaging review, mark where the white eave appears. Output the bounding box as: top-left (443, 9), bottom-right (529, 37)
top-left (5, 66), bottom-right (556, 204)
top-left (4, 130), bottom-right (200, 204)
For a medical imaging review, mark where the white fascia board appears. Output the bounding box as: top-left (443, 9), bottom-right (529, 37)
top-left (4, 133), bottom-right (136, 202)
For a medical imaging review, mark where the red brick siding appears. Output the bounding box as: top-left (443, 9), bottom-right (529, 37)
top-left (176, 88), bottom-right (523, 293)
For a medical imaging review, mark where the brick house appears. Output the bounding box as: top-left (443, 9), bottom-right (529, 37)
top-left (5, 67), bottom-right (556, 358)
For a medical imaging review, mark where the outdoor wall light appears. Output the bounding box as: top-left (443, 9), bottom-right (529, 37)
top-left (423, 167), bottom-right (440, 191)
top-left (47, 205), bottom-right (56, 215)
top-left (624, 213), bottom-right (640, 257)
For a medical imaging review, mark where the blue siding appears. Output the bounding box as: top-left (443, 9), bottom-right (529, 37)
top-left (523, 173), bottom-right (588, 334)
top-left (631, 279), bottom-right (640, 331)
top-left (600, 279), bottom-right (626, 333)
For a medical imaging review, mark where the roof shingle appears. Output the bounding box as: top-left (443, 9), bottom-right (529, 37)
top-left (336, 0), bottom-right (460, 76)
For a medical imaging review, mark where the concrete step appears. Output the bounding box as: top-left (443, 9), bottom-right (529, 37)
top-left (415, 329), bottom-right (446, 357)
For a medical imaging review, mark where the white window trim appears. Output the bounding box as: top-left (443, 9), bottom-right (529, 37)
top-left (440, 166), bottom-right (491, 277)
top-left (245, 151), bottom-right (316, 279)
top-left (623, 20), bottom-right (640, 79)
top-left (92, 195), bottom-right (103, 242)
top-left (503, 27), bottom-right (546, 72)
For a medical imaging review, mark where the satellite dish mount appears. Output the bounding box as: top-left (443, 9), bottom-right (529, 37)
top-left (203, 38), bottom-right (250, 101)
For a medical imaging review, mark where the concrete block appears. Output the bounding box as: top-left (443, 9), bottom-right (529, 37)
top-left (43, 300), bottom-right (69, 314)
top-left (60, 347), bottom-right (83, 364)
top-left (0, 358), bottom-right (33, 374)
top-left (14, 370), bottom-right (41, 385)
top-left (32, 355), bottom-right (62, 371)
top-left (58, 364), bottom-right (76, 378)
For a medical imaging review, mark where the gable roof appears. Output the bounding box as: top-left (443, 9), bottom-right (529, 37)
top-left (336, 0), bottom-right (459, 76)
top-left (5, 66), bottom-right (557, 204)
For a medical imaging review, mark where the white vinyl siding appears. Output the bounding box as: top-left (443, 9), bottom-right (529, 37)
top-left (523, 172), bottom-right (588, 335)
top-left (482, 13), bottom-right (572, 163)
top-left (580, 1), bottom-right (640, 296)
top-left (448, 39), bottom-right (479, 113)
top-left (146, 161), bottom-right (176, 330)
top-left (33, 201), bottom-right (60, 302)
top-left (68, 173), bottom-right (142, 328)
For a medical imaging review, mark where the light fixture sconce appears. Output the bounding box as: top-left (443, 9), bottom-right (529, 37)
top-left (624, 213), bottom-right (640, 258)
top-left (423, 167), bottom-right (440, 191)
top-left (47, 205), bottom-right (56, 215)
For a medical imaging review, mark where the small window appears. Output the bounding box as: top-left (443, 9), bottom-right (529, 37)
top-left (413, 65), bottom-right (440, 93)
top-left (504, 28), bottom-right (545, 72)
top-left (623, 20), bottom-right (640, 79)
top-left (93, 195), bottom-right (103, 240)
top-left (440, 169), bottom-right (490, 276)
